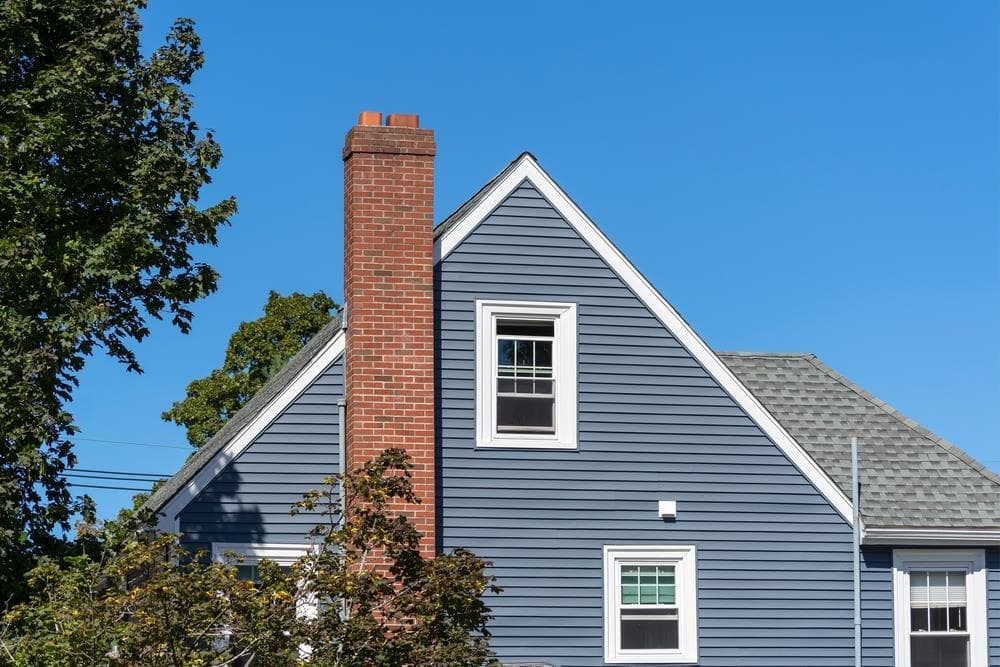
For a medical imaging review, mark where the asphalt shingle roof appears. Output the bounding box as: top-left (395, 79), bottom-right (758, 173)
top-left (719, 352), bottom-right (1000, 529)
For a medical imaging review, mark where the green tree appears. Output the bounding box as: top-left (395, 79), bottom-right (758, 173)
top-left (0, 0), bottom-right (235, 597)
top-left (2, 450), bottom-right (500, 666)
top-left (162, 290), bottom-right (338, 447)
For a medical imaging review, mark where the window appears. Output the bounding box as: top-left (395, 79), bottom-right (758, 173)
top-left (603, 545), bottom-right (698, 664)
top-left (892, 549), bottom-right (987, 667)
top-left (212, 542), bottom-right (315, 616)
top-left (475, 301), bottom-right (577, 448)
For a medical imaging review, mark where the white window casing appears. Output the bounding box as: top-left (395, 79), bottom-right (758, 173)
top-left (213, 543), bottom-right (317, 619)
top-left (891, 549), bottom-right (987, 667)
top-left (603, 545), bottom-right (698, 664)
top-left (475, 300), bottom-right (577, 449)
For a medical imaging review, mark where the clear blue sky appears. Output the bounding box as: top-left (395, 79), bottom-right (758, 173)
top-left (71, 1), bottom-right (999, 517)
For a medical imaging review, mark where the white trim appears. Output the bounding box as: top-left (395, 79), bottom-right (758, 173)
top-left (211, 542), bottom-right (312, 566)
top-left (603, 545), bottom-right (698, 664)
top-left (891, 549), bottom-right (988, 667)
top-left (475, 300), bottom-right (577, 449)
top-left (157, 330), bottom-right (346, 531)
top-left (866, 528), bottom-right (1000, 546)
top-left (436, 154), bottom-right (854, 523)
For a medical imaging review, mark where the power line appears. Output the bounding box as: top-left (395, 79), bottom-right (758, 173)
top-left (70, 468), bottom-right (168, 478)
top-left (73, 436), bottom-right (189, 451)
top-left (66, 473), bottom-right (163, 483)
top-left (67, 482), bottom-right (152, 492)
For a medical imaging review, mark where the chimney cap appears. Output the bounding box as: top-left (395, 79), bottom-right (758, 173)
top-left (386, 113), bottom-right (419, 128)
top-left (357, 111), bottom-right (382, 126)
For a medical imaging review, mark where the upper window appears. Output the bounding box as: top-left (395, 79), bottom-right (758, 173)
top-left (603, 545), bottom-right (698, 664)
top-left (892, 549), bottom-right (987, 667)
top-left (475, 301), bottom-right (577, 448)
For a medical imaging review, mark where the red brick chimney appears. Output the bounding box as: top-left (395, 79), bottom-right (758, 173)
top-left (343, 111), bottom-right (436, 557)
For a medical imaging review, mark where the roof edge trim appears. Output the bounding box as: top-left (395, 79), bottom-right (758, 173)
top-left (864, 528), bottom-right (1000, 546)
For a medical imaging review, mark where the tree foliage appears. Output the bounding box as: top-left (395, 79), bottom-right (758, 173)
top-left (1, 450), bottom-right (500, 666)
top-left (0, 0), bottom-right (234, 597)
top-left (162, 290), bottom-right (338, 447)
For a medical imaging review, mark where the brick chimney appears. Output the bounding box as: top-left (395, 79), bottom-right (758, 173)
top-left (342, 111), bottom-right (436, 556)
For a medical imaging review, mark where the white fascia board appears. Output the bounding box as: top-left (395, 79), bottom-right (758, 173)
top-left (434, 154), bottom-right (854, 524)
top-left (865, 528), bottom-right (1000, 546)
top-left (157, 330), bottom-right (346, 532)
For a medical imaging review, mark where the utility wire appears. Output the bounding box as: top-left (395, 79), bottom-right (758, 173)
top-left (67, 482), bottom-right (152, 492)
top-left (72, 436), bottom-right (189, 451)
top-left (65, 473), bottom-right (163, 483)
top-left (69, 467), bottom-right (168, 478)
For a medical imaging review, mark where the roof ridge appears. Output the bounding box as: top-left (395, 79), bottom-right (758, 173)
top-left (802, 355), bottom-right (1000, 489)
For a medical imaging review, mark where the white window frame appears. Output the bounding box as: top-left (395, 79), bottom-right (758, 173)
top-left (891, 548), bottom-right (988, 667)
top-left (475, 300), bottom-right (577, 449)
top-left (213, 542), bottom-right (316, 618)
top-left (603, 545), bottom-right (698, 664)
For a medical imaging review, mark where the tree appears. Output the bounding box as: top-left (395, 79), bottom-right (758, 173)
top-left (1, 450), bottom-right (500, 666)
top-left (162, 290), bottom-right (338, 447)
top-left (0, 0), bottom-right (235, 597)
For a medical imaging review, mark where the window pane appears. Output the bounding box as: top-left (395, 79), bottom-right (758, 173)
top-left (621, 585), bottom-right (639, 604)
top-left (536, 340), bottom-right (552, 369)
top-left (497, 320), bottom-right (554, 336)
top-left (236, 564), bottom-right (258, 582)
top-left (497, 396), bottom-right (554, 430)
top-left (911, 607), bottom-right (930, 632)
top-left (515, 340), bottom-right (534, 367)
top-left (658, 584), bottom-right (676, 605)
top-left (497, 340), bottom-right (515, 368)
top-left (948, 606), bottom-right (966, 632)
top-left (910, 635), bottom-right (969, 667)
top-left (621, 618), bottom-right (679, 650)
top-left (929, 607), bottom-right (948, 632)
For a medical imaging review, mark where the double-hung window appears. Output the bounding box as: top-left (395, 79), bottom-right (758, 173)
top-left (892, 549), bottom-right (987, 667)
top-left (475, 301), bottom-right (577, 448)
top-left (604, 545), bottom-right (698, 663)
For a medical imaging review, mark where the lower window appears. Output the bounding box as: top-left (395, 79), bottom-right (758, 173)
top-left (603, 545), bottom-right (698, 664)
top-left (892, 549), bottom-right (987, 667)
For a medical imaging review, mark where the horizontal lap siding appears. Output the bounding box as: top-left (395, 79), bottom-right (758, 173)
top-left (861, 548), bottom-right (894, 667)
top-left (437, 182), bottom-right (853, 666)
top-left (179, 356), bottom-right (343, 552)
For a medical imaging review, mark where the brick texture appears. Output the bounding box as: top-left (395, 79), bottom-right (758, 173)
top-left (343, 120), bottom-right (436, 557)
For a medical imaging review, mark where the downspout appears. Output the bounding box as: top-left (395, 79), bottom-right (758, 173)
top-left (338, 399), bottom-right (346, 527)
top-left (852, 436), bottom-right (862, 667)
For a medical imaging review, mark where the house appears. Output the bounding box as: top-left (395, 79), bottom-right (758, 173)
top-left (145, 112), bottom-right (1000, 666)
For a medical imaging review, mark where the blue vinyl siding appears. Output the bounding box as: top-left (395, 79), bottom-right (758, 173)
top-left (178, 355), bottom-right (343, 553)
top-left (437, 180), bottom-right (855, 665)
top-left (861, 547), bottom-right (894, 667)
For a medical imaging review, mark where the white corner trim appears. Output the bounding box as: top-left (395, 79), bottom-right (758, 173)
top-left (474, 299), bottom-right (578, 449)
top-left (435, 154), bottom-right (854, 523)
top-left (603, 544), bottom-right (698, 664)
top-left (157, 330), bottom-right (345, 532)
top-left (865, 528), bottom-right (1000, 546)
top-left (891, 548), bottom-right (988, 667)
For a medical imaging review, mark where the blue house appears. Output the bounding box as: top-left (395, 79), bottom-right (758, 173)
top-left (146, 112), bottom-right (999, 667)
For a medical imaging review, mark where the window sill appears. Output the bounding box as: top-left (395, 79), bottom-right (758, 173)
top-left (477, 437), bottom-right (577, 450)
top-left (604, 652), bottom-right (697, 665)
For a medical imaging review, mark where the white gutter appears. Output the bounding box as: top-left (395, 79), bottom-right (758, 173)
top-left (863, 528), bottom-right (1000, 545)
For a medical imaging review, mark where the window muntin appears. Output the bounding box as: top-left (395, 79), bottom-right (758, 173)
top-left (604, 546), bottom-right (697, 663)
top-left (893, 550), bottom-right (987, 667)
top-left (475, 301), bottom-right (577, 448)
top-left (619, 564), bottom-right (678, 650)
top-left (495, 319), bottom-right (555, 433)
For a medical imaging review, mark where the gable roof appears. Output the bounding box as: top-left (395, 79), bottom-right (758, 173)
top-left (146, 316), bottom-right (343, 527)
top-left (435, 154), bottom-right (855, 523)
top-left (720, 353), bottom-right (1000, 531)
